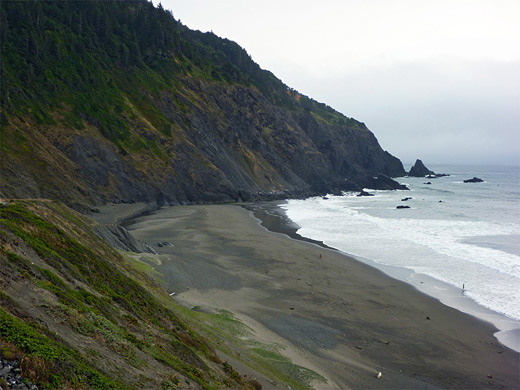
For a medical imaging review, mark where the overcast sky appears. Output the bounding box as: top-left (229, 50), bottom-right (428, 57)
top-left (156, 0), bottom-right (519, 167)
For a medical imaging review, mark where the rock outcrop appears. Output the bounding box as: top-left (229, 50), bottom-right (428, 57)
top-left (408, 159), bottom-right (435, 177)
top-left (0, 359), bottom-right (38, 390)
top-left (357, 190), bottom-right (374, 197)
top-left (464, 177), bottom-right (484, 183)
top-left (1, 74), bottom-right (407, 210)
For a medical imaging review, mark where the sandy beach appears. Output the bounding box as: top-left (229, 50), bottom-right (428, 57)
top-left (120, 203), bottom-right (519, 389)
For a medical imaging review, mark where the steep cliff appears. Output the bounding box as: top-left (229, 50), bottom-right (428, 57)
top-left (0, 0), bottom-right (405, 209)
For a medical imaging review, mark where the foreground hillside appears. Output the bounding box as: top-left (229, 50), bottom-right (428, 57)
top-left (2, 200), bottom-right (518, 389)
top-left (0, 200), bottom-right (269, 389)
top-left (0, 0), bottom-right (405, 210)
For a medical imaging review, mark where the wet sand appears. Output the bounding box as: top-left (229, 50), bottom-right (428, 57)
top-left (124, 203), bottom-right (519, 389)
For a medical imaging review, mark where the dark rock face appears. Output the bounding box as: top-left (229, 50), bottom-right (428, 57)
top-left (464, 177), bottom-right (484, 183)
top-left (2, 81), bottom-right (407, 207)
top-left (158, 81), bottom-right (407, 198)
top-left (365, 175), bottom-right (409, 190)
top-left (94, 224), bottom-right (156, 254)
top-left (408, 159), bottom-right (435, 177)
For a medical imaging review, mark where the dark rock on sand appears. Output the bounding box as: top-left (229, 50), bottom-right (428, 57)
top-left (157, 241), bottom-right (174, 248)
top-left (94, 224), bottom-right (156, 254)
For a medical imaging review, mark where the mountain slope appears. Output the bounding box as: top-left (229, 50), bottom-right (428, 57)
top-left (0, 0), bottom-right (405, 209)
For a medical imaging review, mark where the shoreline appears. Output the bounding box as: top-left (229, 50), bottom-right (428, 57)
top-left (249, 201), bottom-right (520, 353)
top-left (250, 198), bottom-right (520, 356)
top-left (123, 203), bottom-right (519, 389)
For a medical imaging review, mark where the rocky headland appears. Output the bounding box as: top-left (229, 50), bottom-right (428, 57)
top-left (0, 1), bottom-right (406, 212)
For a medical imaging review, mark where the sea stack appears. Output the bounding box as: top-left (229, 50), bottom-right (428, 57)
top-left (408, 159), bottom-right (435, 177)
top-left (464, 177), bottom-right (484, 183)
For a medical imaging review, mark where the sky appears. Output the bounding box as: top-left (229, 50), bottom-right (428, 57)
top-left (155, 0), bottom-right (519, 167)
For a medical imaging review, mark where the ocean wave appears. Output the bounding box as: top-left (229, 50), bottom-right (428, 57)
top-left (283, 180), bottom-right (520, 322)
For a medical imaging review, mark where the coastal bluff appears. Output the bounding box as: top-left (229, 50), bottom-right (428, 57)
top-left (0, 1), bottom-right (407, 211)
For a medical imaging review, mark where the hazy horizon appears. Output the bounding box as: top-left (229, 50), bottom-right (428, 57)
top-left (155, 0), bottom-right (519, 167)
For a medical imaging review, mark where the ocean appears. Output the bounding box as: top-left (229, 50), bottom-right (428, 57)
top-left (281, 164), bottom-right (520, 352)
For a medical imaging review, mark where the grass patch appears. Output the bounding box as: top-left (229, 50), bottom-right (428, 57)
top-left (178, 308), bottom-right (327, 390)
top-left (0, 307), bottom-right (124, 389)
top-left (0, 202), bottom-right (177, 325)
top-left (124, 255), bottom-right (163, 277)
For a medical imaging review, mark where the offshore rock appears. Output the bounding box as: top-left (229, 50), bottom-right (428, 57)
top-left (464, 177), bottom-right (484, 183)
top-left (408, 159), bottom-right (435, 177)
top-left (357, 190), bottom-right (374, 197)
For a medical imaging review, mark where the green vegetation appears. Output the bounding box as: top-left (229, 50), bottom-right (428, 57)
top-left (178, 309), bottom-right (327, 390)
top-left (123, 252), bottom-right (164, 278)
top-left (0, 200), bottom-right (257, 389)
top-left (1, 202), bottom-right (181, 326)
top-left (0, 307), bottom-right (123, 389)
top-left (0, 0), bottom-right (355, 148)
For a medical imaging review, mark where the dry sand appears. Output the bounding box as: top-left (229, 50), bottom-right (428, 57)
top-left (123, 203), bottom-right (519, 389)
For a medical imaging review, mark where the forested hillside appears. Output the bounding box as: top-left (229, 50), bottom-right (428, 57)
top-left (0, 0), bottom-right (405, 209)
